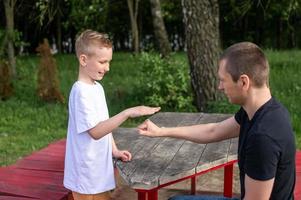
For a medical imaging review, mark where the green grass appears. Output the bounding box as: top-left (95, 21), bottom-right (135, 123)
top-left (0, 51), bottom-right (300, 166)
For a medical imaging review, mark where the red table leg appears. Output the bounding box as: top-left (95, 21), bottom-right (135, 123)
top-left (136, 189), bottom-right (147, 200)
top-left (190, 176), bottom-right (196, 195)
top-left (224, 163), bottom-right (234, 197)
top-left (148, 189), bottom-right (158, 200)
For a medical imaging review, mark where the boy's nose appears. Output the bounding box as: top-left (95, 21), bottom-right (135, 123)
top-left (105, 65), bottom-right (110, 72)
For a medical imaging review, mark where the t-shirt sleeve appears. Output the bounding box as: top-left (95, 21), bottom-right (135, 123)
top-left (74, 90), bottom-right (101, 134)
top-left (234, 107), bottom-right (244, 125)
top-left (244, 134), bottom-right (280, 180)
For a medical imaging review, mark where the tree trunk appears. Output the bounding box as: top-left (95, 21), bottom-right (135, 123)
top-left (276, 16), bottom-right (283, 49)
top-left (3, 0), bottom-right (16, 77)
top-left (287, 17), bottom-right (296, 48)
top-left (56, 13), bottom-right (62, 53)
top-left (181, 0), bottom-right (220, 111)
top-left (127, 0), bottom-right (140, 53)
top-left (149, 0), bottom-right (171, 57)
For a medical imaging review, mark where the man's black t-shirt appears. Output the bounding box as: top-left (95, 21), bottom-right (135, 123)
top-left (235, 97), bottom-right (296, 199)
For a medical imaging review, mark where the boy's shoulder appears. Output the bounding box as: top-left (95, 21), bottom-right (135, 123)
top-left (70, 81), bottom-right (104, 98)
top-left (71, 81), bottom-right (103, 90)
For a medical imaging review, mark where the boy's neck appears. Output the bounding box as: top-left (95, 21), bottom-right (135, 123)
top-left (78, 66), bottom-right (95, 85)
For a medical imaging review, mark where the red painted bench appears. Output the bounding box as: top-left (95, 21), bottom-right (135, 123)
top-left (0, 139), bottom-right (300, 199)
top-left (295, 149), bottom-right (301, 199)
top-left (0, 140), bottom-right (73, 200)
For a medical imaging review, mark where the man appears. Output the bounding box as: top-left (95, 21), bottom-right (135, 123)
top-left (138, 42), bottom-right (296, 200)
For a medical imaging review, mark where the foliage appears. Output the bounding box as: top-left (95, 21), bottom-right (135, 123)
top-left (220, 0), bottom-right (301, 48)
top-left (36, 39), bottom-right (64, 103)
top-left (135, 52), bottom-right (196, 112)
top-left (0, 28), bottom-right (28, 57)
top-left (35, 0), bottom-right (64, 26)
top-left (66, 0), bottom-right (109, 33)
top-left (2, 0), bottom-right (301, 53)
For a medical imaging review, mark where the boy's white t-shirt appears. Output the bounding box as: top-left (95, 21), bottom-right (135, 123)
top-left (64, 81), bottom-right (115, 194)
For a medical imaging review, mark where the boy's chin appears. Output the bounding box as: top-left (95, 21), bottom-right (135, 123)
top-left (95, 76), bottom-right (104, 81)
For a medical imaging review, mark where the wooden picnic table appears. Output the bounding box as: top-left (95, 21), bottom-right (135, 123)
top-left (113, 112), bottom-right (238, 200)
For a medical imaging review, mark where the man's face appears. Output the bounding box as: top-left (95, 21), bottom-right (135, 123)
top-left (218, 59), bottom-right (244, 105)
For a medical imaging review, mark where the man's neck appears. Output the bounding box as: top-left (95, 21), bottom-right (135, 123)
top-left (243, 86), bottom-right (272, 120)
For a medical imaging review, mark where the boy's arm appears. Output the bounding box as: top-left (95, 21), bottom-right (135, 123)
top-left (111, 135), bottom-right (132, 161)
top-left (138, 116), bottom-right (240, 143)
top-left (89, 106), bottom-right (160, 140)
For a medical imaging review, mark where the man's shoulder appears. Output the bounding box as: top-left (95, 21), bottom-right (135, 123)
top-left (260, 100), bottom-right (290, 125)
top-left (251, 99), bottom-right (294, 146)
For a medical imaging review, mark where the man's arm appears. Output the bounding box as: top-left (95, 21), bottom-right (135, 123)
top-left (138, 116), bottom-right (240, 143)
top-left (244, 174), bottom-right (274, 200)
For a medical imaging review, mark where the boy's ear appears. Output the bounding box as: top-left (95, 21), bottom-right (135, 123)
top-left (79, 54), bottom-right (87, 67)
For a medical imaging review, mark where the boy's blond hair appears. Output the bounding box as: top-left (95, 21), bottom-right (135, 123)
top-left (75, 29), bottom-right (112, 58)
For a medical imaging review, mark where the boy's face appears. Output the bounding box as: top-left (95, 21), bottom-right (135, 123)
top-left (79, 46), bottom-right (112, 84)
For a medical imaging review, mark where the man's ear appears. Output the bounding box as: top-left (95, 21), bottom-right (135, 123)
top-left (239, 74), bottom-right (250, 90)
top-left (79, 54), bottom-right (87, 67)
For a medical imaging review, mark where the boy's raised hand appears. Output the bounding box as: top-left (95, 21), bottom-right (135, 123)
top-left (138, 119), bottom-right (162, 137)
top-left (125, 106), bottom-right (160, 118)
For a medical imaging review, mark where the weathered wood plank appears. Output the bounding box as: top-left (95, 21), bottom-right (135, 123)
top-left (149, 112), bottom-right (201, 127)
top-left (114, 128), bottom-right (163, 185)
top-left (196, 139), bottom-right (231, 173)
top-left (194, 113), bottom-right (233, 171)
top-left (159, 113), bottom-right (205, 184)
top-left (113, 128), bottom-right (146, 154)
top-left (198, 113), bottom-right (231, 124)
top-left (119, 113), bottom-right (202, 189)
top-left (113, 112), bottom-right (238, 190)
top-left (159, 141), bottom-right (206, 185)
top-left (129, 137), bottom-right (185, 188)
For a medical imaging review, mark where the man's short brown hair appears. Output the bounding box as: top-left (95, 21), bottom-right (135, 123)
top-left (75, 29), bottom-right (112, 58)
top-left (220, 42), bottom-right (269, 87)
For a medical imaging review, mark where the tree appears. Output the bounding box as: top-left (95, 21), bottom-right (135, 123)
top-left (149, 0), bottom-right (171, 57)
top-left (127, 0), bottom-right (140, 53)
top-left (3, 0), bottom-right (16, 77)
top-left (181, 0), bottom-right (220, 110)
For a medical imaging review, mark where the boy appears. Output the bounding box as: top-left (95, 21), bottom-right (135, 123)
top-left (63, 29), bottom-right (160, 200)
